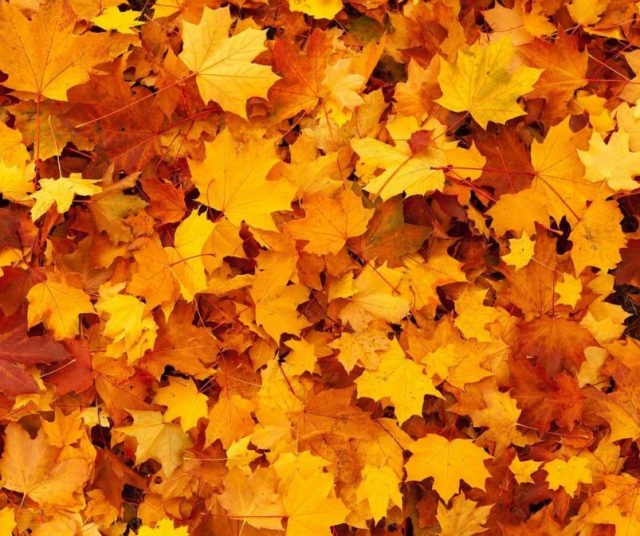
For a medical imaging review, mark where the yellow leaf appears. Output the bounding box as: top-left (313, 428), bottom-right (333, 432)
top-left (405, 434), bottom-right (492, 501)
top-left (218, 467), bottom-right (285, 531)
top-left (91, 6), bottom-right (143, 34)
top-left (437, 493), bottom-right (492, 536)
top-left (471, 390), bottom-right (528, 455)
top-left (356, 339), bottom-right (442, 423)
top-left (188, 129), bottom-right (294, 230)
top-left (114, 410), bottom-right (192, 476)
top-left (154, 377), bottom-right (208, 432)
top-left (555, 273), bottom-right (582, 308)
top-left (352, 117), bottom-right (448, 200)
top-left (422, 341), bottom-right (494, 389)
top-left (251, 252), bottom-right (310, 341)
top-left (0, 160), bottom-right (34, 202)
top-left (502, 232), bottom-right (535, 270)
top-left (571, 198), bottom-right (626, 275)
top-left (531, 118), bottom-right (592, 225)
top-left (339, 263), bottom-right (410, 329)
top-left (255, 283), bottom-right (310, 341)
top-left (579, 129), bottom-right (640, 190)
top-left (356, 464), bottom-right (403, 522)
top-left (329, 327), bottom-right (390, 373)
top-left (287, 189), bottom-right (373, 254)
top-left (487, 187), bottom-right (549, 237)
top-left (436, 38), bottom-right (542, 128)
top-left (0, 508), bottom-right (16, 536)
top-left (282, 338), bottom-right (319, 376)
top-left (166, 211), bottom-right (215, 301)
top-left (30, 174), bottom-right (101, 221)
top-left (0, 0), bottom-right (130, 100)
top-left (127, 238), bottom-right (180, 310)
top-left (583, 474), bottom-right (640, 534)
top-left (544, 456), bottom-right (593, 496)
top-left (27, 272), bottom-right (95, 340)
top-left (138, 519), bottom-right (189, 536)
top-left (225, 435), bottom-right (260, 471)
top-left (568, 0), bottom-right (608, 26)
top-left (205, 393), bottom-right (255, 448)
top-left (289, 0), bottom-right (342, 20)
top-left (454, 288), bottom-right (500, 342)
top-left (283, 471), bottom-right (349, 536)
top-left (0, 423), bottom-right (89, 507)
top-left (322, 58), bottom-right (364, 116)
top-left (179, 7), bottom-right (279, 118)
top-left (96, 285), bottom-right (153, 348)
top-left (577, 346), bottom-right (608, 387)
top-left (509, 457), bottom-right (542, 484)
top-left (401, 249), bottom-right (468, 312)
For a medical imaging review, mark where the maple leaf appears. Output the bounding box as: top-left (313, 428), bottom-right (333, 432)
top-left (405, 434), bottom-right (492, 501)
top-left (502, 232), bottom-right (535, 270)
top-left (509, 457), bottom-right (542, 485)
top-left (509, 359), bottom-right (583, 431)
top-left (287, 189), bottom-right (373, 255)
top-left (337, 262), bottom-right (411, 329)
top-left (454, 288), bottom-right (500, 342)
top-left (353, 196), bottom-right (431, 262)
top-left (471, 390), bottom-right (527, 455)
top-left (29, 175), bottom-right (101, 221)
top-left (520, 32), bottom-right (588, 121)
top-left (356, 464), bottom-right (403, 522)
top-left (166, 210), bottom-right (215, 301)
top-left (154, 377), bottom-right (208, 432)
top-left (180, 7), bottom-right (279, 118)
top-left (436, 38), bottom-right (542, 128)
top-left (352, 117), bottom-right (449, 201)
top-left (571, 197), bottom-right (626, 275)
top-left (269, 30), bottom-right (331, 121)
top-left (91, 6), bottom-right (143, 34)
top-left (188, 129), bottom-right (294, 231)
top-left (579, 129), bottom-right (640, 190)
top-left (27, 272), bottom-right (95, 340)
top-left (219, 467), bottom-right (285, 530)
top-left (283, 471), bottom-right (349, 536)
top-left (356, 338), bottom-right (442, 423)
top-left (437, 494), bottom-right (492, 536)
top-left (0, 0), bottom-right (130, 101)
top-left (127, 238), bottom-right (180, 310)
top-left (114, 410), bottom-right (192, 476)
top-left (206, 393), bottom-right (255, 448)
top-left (577, 474), bottom-right (640, 534)
top-left (544, 457), bottom-right (592, 496)
top-left (0, 423), bottom-right (90, 507)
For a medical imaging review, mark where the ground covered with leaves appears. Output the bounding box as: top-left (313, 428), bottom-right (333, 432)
top-left (1, 0), bottom-right (640, 534)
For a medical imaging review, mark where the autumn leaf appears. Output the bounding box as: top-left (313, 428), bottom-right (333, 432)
top-left (405, 434), bottom-right (492, 501)
top-left (0, 0), bottom-right (130, 101)
top-left (27, 272), bottom-right (95, 340)
top-left (113, 410), bottom-right (192, 476)
top-left (436, 38), bottom-right (542, 128)
top-left (29, 175), bottom-right (101, 221)
top-left (0, 423), bottom-right (90, 507)
top-left (180, 7), bottom-right (279, 118)
top-left (283, 471), bottom-right (348, 536)
top-left (188, 129), bottom-right (294, 231)
top-left (437, 494), bottom-right (492, 536)
top-left (287, 189), bottom-right (373, 254)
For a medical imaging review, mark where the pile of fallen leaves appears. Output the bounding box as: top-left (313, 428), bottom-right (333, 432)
top-left (1, 0), bottom-right (640, 534)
